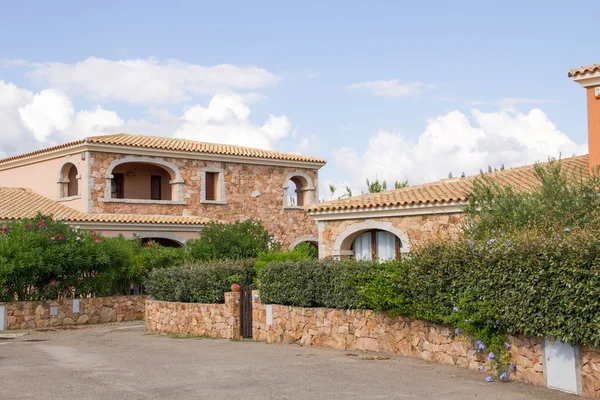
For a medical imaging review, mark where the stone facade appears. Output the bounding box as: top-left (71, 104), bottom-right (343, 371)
top-left (318, 214), bottom-right (463, 259)
top-left (2, 296), bottom-right (146, 330)
top-left (145, 294), bottom-right (239, 339)
top-left (89, 151), bottom-right (319, 246)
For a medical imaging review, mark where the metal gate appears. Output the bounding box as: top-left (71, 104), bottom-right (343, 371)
top-left (240, 286), bottom-right (253, 338)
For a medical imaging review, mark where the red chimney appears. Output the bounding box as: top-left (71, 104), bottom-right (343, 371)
top-left (569, 64), bottom-right (600, 171)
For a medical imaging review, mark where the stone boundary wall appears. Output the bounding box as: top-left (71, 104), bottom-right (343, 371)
top-left (144, 292), bottom-right (600, 398)
top-left (145, 293), bottom-right (239, 339)
top-left (1, 295), bottom-right (147, 330)
top-left (250, 294), bottom-right (600, 399)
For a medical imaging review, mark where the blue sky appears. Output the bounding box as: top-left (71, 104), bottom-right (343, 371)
top-left (0, 1), bottom-right (597, 197)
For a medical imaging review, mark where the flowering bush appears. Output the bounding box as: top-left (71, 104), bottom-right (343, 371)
top-left (0, 215), bottom-right (188, 301)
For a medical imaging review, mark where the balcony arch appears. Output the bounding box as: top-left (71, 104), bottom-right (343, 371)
top-left (283, 171), bottom-right (316, 208)
top-left (333, 220), bottom-right (410, 261)
top-left (104, 156), bottom-right (185, 203)
top-left (57, 160), bottom-right (80, 199)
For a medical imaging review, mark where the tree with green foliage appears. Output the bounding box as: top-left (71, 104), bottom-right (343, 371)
top-left (187, 219), bottom-right (278, 261)
top-left (366, 176), bottom-right (387, 193)
top-left (394, 179), bottom-right (409, 189)
top-left (463, 159), bottom-right (600, 239)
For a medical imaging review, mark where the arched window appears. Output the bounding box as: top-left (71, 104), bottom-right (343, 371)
top-left (58, 162), bottom-right (79, 199)
top-left (352, 230), bottom-right (401, 262)
top-left (284, 172), bottom-right (315, 208)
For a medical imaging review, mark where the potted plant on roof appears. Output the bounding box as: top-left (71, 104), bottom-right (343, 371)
top-left (228, 274), bottom-right (242, 292)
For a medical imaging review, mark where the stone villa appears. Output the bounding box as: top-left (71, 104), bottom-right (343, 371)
top-left (0, 134), bottom-right (326, 248)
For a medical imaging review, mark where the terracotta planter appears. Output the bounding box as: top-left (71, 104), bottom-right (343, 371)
top-left (230, 283), bottom-right (241, 292)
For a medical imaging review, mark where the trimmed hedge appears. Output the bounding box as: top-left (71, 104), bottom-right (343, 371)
top-left (145, 259), bottom-right (256, 303)
top-left (258, 259), bottom-right (375, 309)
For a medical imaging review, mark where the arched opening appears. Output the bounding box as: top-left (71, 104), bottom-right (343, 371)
top-left (286, 175), bottom-right (310, 207)
top-left (59, 162), bottom-right (79, 198)
top-left (351, 229), bottom-right (401, 262)
top-left (141, 237), bottom-right (184, 248)
top-left (110, 162), bottom-right (173, 201)
top-left (292, 240), bottom-right (319, 258)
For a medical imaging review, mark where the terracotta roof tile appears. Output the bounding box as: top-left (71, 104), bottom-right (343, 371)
top-left (0, 133), bottom-right (326, 165)
top-left (0, 187), bottom-right (208, 225)
top-left (568, 64), bottom-right (600, 78)
top-left (307, 155), bottom-right (590, 213)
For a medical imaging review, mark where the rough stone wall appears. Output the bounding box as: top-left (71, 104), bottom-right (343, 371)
top-left (580, 345), bottom-right (600, 398)
top-left (320, 214), bottom-right (464, 258)
top-left (89, 152), bottom-right (319, 246)
top-left (251, 300), bottom-right (543, 386)
top-left (2, 296), bottom-right (146, 330)
top-left (145, 294), bottom-right (239, 339)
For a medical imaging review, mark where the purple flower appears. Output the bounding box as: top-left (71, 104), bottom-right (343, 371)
top-left (488, 352), bottom-right (495, 360)
top-left (505, 240), bottom-right (511, 245)
top-left (564, 227), bottom-right (571, 233)
top-left (476, 340), bottom-right (482, 345)
top-left (478, 343), bottom-right (486, 352)
top-left (499, 372), bottom-right (508, 381)
top-left (468, 240), bottom-right (475, 246)
top-left (455, 328), bottom-right (460, 335)
top-left (487, 238), bottom-right (495, 245)
top-left (495, 320), bottom-right (499, 325)
top-left (453, 307), bottom-right (459, 312)
top-left (505, 342), bottom-right (511, 350)
top-left (478, 365), bottom-right (484, 371)
top-left (509, 363), bottom-right (516, 371)
top-left (500, 233), bottom-right (504, 237)
top-left (485, 376), bottom-right (493, 382)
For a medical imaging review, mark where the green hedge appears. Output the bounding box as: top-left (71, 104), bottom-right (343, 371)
top-left (258, 259), bottom-right (375, 309)
top-left (144, 259), bottom-right (256, 303)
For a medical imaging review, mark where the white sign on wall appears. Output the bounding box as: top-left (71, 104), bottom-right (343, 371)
top-left (72, 299), bottom-right (80, 313)
top-left (266, 305), bottom-right (273, 326)
top-left (0, 305), bottom-right (5, 331)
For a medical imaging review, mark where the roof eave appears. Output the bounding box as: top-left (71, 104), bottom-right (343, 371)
top-left (308, 201), bottom-right (467, 221)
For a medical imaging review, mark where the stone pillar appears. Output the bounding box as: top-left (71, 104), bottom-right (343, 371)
top-left (224, 291), bottom-right (240, 339)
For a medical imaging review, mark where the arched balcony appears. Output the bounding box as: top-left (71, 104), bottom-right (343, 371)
top-left (104, 157), bottom-right (185, 204)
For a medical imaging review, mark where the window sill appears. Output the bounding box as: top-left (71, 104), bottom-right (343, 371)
top-left (57, 195), bottom-right (81, 202)
top-left (284, 206), bottom-right (306, 210)
top-left (201, 200), bottom-right (227, 205)
top-left (103, 198), bottom-right (187, 205)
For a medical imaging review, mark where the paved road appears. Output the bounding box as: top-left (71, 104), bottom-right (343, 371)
top-left (0, 323), bottom-right (576, 400)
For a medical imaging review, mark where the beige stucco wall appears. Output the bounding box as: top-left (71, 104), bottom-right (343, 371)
top-left (0, 153), bottom-right (88, 212)
top-left (88, 152), bottom-right (320, 247)
top-left (112, 163), bottom-right (172, 200)
top-left (318, 213), bottom-right (464, 258)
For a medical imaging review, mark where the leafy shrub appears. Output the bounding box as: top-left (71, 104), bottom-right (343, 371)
top-left (0, 215), bottom-right (188, 301)
top-left (187, 219), bottom-right (279, 261)
top-left (259, 259), bottom-right (375, 309)
top-left (254, 242), bottom-right (316, 279)
top-left (463, 160), bottom-right (600, 239)
top-left (145, 259), bottom-right (256, 303)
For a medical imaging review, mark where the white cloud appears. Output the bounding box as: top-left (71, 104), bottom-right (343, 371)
top-left (18, 89), bottom-right (74, 141)
top-left (0, 80), bottom-right (294, 159)
top-left (331, 108), bottom-right (587, 193)
top-left (347, 79), bottom-right (435, 98)
top-left (295, 134), bottom-right (320, 154)
top-left (174, 93), bottom-right (291, 150)
top-left (18, 57), bottom-right (280, 103)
